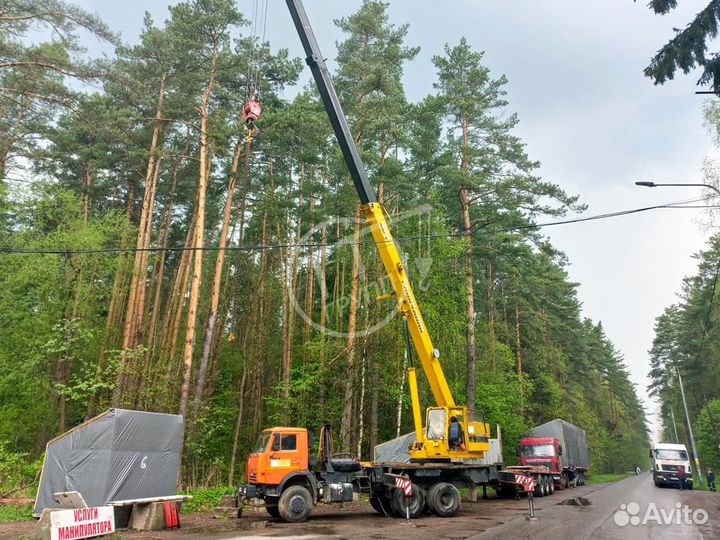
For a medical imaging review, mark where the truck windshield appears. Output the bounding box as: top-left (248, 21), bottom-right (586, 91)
top-left (521, 444), bottom-right (555, 457)
top-left (655, 449), bottom-right (688, 460)
top-left (252, 432), bottom-right (272, 453)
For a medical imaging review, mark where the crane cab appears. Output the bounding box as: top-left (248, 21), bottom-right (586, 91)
top-left (410, 406), bottom-right (491, 461)
top-left (406, 368), bottom-right (490, 461)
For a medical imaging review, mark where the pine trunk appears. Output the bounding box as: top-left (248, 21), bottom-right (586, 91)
top-left (461, 186), bottom-right (477, 407)
top-left (113, 71), bottom-right (167, 405)
top-left (140, 137), bottom-right (188, 407)
top-left (460, 116), bottom-right (477, 408)
top-left (178, 42), bottom-right (218, 421)
top-left (228, 361), bottom-right (248, 485)
top-left (192, 131), bottom-right (245, 419)
top-left (340, 207), bottom-right (361, 451)
top-left (515, 302), bottom-right (523, 404)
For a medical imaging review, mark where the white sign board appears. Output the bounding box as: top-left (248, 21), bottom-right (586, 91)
top-left (50, 506), bottom-right (115, 540)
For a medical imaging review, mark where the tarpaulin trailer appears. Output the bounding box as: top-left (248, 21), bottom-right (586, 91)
top-left (530, 419), bottom-right (590, 471)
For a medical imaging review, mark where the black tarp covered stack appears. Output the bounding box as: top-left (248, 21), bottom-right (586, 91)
top-left (34, 409), bottom-right (183, 516)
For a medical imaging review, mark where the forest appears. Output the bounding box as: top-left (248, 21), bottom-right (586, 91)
top-left (0, 0), bottom-right (650, 493)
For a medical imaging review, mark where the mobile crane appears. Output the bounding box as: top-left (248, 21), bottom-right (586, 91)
top-left (236, 0), bottom-right (538, 522)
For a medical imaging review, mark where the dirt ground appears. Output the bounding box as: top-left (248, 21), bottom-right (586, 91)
top-left (0, 484), bottom-right (604, 540)
top-left (681, 489), bottom-right (720, 540)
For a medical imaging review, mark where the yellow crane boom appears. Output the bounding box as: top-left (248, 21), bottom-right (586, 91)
top-left (286, 0), bottom-right (490, 462)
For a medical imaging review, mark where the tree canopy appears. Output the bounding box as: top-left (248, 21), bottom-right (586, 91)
top-left (641, 0), bottom-right (720, 88)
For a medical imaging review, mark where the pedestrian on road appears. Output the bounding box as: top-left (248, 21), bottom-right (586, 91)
top-left (568, 460), bottom-right (577, 487)
top-left (677, 465), bottom-right (686, 490)
top-left (707, 468), bottom-right (716, 492)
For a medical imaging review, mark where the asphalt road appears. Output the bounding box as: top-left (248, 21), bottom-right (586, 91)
top-left (471, 471), bottom-right (713, 540)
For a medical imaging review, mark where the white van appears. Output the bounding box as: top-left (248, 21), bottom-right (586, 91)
top-left (650, 443), bottom-right (692, 489)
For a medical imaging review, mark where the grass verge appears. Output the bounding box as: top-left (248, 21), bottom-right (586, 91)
top-left (0, 504), bottom-right (33, 523)
top-left (586, 472), bottom-right (634, 484)
top-left (180, 486), bottom-right (236, 513)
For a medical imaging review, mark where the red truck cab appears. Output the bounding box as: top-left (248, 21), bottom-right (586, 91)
top-left (519, 437), bottom-right (563, 474)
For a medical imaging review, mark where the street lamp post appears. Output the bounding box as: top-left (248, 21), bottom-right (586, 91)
top-left (670, 408), bottom-right (680, 443)
top-left (636, 180), bottom-right (713, 487)
top-left (676, 366), bottom-right (703, 487)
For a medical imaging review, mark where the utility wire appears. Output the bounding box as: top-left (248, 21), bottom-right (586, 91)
top-left (0, 200), bottom-right (714, 256)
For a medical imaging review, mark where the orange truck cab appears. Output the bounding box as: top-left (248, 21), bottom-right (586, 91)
top-left (246, 427), bottom-right (308, 487)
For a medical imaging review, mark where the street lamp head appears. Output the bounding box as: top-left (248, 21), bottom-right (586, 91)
top-left (635, 181), bottom-right (656, 187)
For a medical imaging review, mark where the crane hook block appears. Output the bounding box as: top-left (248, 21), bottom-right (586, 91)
top-left (242, 96), bottom-right (263, 125)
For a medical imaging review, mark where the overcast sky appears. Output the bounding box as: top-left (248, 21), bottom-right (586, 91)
top-left (75, 0), bottom-right (718, 439)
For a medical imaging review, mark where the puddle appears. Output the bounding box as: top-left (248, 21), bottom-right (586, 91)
top-left (302, 525), bottom-right (337, 535)
top-left (559, 497), bottom-right (591, 506)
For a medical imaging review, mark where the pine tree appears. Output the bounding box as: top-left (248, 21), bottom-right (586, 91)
top-left (642, 0), bottom-right (720, 88)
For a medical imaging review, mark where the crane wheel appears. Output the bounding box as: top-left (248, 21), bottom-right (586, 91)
top-left (370, 494), bottom-right (392, 516)
top-left (427, 483), bottom-right (461, 517)
top-left (391, 484), bottom-right (425, 519)
top-left (278, 485), bottom-right (313, 523)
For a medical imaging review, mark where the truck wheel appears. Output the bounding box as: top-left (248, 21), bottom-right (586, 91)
top-left (427, 483), bottom-right (461, 517)
top-left (391, 484), bottom-right (425, 519)
top-left (534, 477), bottom-right (544, 497)
top-left (278, 485), bottom-right (313, 523)
top-left (548, 476), bottom-right (555, 495)
top-left (370, 494), bottom-right (392, 516)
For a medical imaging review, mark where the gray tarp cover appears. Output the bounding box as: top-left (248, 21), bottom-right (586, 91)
top-left (374, 432), bottom-right (417, 463)
top-left (530, 418), bottom-right (590, 470)
top-left (34, 409), bottom-right (183, 515)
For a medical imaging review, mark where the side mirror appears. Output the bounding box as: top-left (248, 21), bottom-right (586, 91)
top-left (516, 446), bottom-right (521, 455)
top-left (308, 430), bottom-right (315, 450)
top-left (558, 445), bottom-right (563, 456)
top-left (271, 434), bottom-right (280, 452)
top-left (649, 448), bottom-right (653, 458)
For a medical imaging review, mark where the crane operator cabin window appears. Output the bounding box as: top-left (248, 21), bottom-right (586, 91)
top-left (427, 409), bottom-right (447, 440)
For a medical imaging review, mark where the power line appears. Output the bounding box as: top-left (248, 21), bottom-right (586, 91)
top-left (0, 199), bottom-right (714, 256)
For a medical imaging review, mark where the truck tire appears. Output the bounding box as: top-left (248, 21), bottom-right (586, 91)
top-left (391, 484), bottom-right (425, 519)
top-left (534, 477), bottom-right (544, 497)
top-left (278, 485), bottom-right (313, 523)
top-left (548, 476), bottom-right (555, 495)
top-left (427, 483), bottom-right (461, 517)
top-left (370, 494), bottom-right (392, 516)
